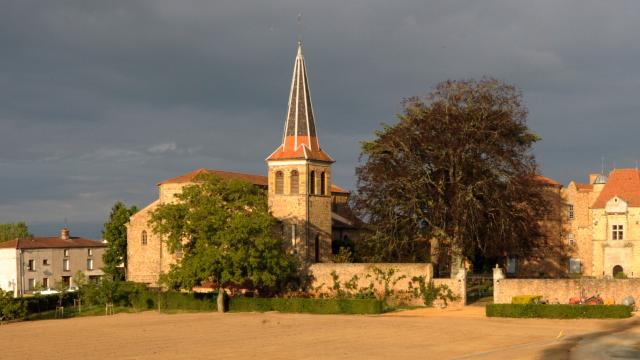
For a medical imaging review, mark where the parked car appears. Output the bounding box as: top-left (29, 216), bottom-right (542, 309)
top-left (34, 288), bottom-right (60, 295)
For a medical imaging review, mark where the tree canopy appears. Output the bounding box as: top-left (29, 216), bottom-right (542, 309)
top-left (354, 79), bottom-right (550, 266)
top-left (102, 202), bottom-right (138, 280)
top-left (0, 222), bottom-right (31, 242)
top-left (149, 174), bottom-right (296, 295)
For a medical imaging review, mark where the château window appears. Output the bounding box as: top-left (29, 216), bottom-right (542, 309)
top-left (567, 204), bottom-right (574, 220)
top-left (569, 259), bottom-right (581, 274)
top-left (275, 171), bottom-right (284, 194)
top-left (291, 224), bottom-right (297, 248)
top-left (612, 225), bottom-right (624, 240)
top-left (320, 172), bottom-right (326, 195)
top-left (290, 170), bottom-right (299, 194)
top-left (309, 171), bottom-right (316, 194)
top-left (141, 230), bottom-right (148, 246)
top-left (27, 259), bottom-right (35, 271)
top-left (87, 259), bottom-right (94, 270)
top-left (567, 233), bottom-right (575, 246)
top-left (63, 259), bottom-right (70, 271)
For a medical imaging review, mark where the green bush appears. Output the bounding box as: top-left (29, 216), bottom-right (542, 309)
top-left (511, 295), bottom-right (542, 304)
top-left (486, 304), bottom-right (632, 319)
top-left (614, 272), bottom-right (628, 279)
top-left (157, 292), bottom-right (218, 312)
top-left (0, 290), bottom-right (27, 321)
top-left (229, 297), bottom-right (384, 314)
top-left (25, 292), bottom-right (77, 314)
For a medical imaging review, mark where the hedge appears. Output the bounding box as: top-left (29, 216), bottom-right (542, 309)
top-left (486, 304), bottom-right (632, 319)
top-left (229, 298), bottom-right (384, 314)
top-left (157, 292), bottom-right (218, 312)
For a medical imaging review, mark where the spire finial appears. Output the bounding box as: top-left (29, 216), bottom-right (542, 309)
top-left (297, 12), bottom-right (303, 45)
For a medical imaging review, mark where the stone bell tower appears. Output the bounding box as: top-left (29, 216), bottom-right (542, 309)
top-left (266, 41), bottom-right (334, 263)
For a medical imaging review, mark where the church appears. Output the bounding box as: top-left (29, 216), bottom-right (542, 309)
top-left (126, 42), bottom-right (359, 286)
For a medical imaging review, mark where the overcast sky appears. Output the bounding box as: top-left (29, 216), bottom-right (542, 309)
top-left (2, 1), bottom-right (640, 238)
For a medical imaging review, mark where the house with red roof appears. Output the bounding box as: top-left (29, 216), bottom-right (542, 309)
top-left (0, 227), bottom-right (105, 296)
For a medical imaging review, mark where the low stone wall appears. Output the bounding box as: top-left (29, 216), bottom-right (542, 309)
top-left (493, 267), bottom-right (640, 304)
top-left (308, 263), bottom-right (465, 306)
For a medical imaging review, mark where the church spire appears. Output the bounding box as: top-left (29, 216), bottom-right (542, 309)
top-left (267, 42), bottom-right (333, 162)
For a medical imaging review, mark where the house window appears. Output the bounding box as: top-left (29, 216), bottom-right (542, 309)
top-left (290, 170), bottom-right (299, 194)
top-left (63, 259), bottom-right (70, 271)
top-left (43, 259), bottom-right (49, 266)
top-left (567, 233), bottom-right (575, 246)
top-left (506, 256), bottom-right (517, 274)
top-left (27, 259), bottom-right (35, 271)
top-left (28, 278), bottom-right (35, 290)
top-left (87, 259), bottom-right (94, 270)
top-left (569, 259), bottom-right (582, 274)
top-left (63, 249), bottom-right (69, 257)
top-left (42, 278), bottom-right (49, 288)
top-left (88, 248), bottom-right (93, 256)
top-left (568, 204), bottom-right (574, 220)
top-left (141, 231), bottom-right (148, 246)
top-left (320, 172), bottom-right (326, 195)
top-left (309, 171), bottom-right (316, 194)
top-left (612, 225), bottom-right (624, 240)
top-left (275, 171), bottom-right (284, 194)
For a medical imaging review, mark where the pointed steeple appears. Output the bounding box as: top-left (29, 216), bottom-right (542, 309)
top-left (267, 42), bottom-right (333, 163)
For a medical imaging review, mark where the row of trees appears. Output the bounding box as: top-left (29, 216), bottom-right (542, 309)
top-left (99, 78), bottom-right (551, 298)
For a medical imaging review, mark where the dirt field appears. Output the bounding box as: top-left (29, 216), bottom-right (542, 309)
top-left (2, 307), bottom-right (639, 359)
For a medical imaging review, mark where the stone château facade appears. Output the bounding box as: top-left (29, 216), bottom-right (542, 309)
top-left (126, 42), bottom-right (359, 286)
top-left (564, 169), bottom-right (640, 278)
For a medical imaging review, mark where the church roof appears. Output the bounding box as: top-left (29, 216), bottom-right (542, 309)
top-left (267, 42), bottom-right (334, 163)
top-left (158, 168), bottom-right (350, 194)
top-left (592, 169), bottom-right (640, 208)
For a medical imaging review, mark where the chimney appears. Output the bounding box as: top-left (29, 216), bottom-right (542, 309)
top-left (60, 227), bottom-right (70, 240)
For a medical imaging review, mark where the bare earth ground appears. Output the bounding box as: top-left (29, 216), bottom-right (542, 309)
top-left (2, 306), bottom-right (639, 360)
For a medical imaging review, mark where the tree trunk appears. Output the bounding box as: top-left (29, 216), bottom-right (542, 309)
top-left (217, 288), bottom-right (225, 313)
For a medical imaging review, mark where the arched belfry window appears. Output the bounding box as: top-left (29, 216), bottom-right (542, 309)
top-left (290, 170), bottom-right (299, 194)
top-left (320, 172), bottom-right (326, 195)
top-left (275, 171), bottom-right (284, 194)
top-left (309, 171), bottom-right (316, 195)
top-left (141, 230), bottom-right (148, 246)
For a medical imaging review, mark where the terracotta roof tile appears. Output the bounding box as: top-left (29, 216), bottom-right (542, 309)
top-left (0, 237), bottom-right (105, 249)
top-left (159, 168), bottom-right (349, 194)
top-left (576, 183), bottom-right (593, 191)
top-left (535, 175), bottom-right (562, 187)
top-left (592, 169), bottom-right (640, 208)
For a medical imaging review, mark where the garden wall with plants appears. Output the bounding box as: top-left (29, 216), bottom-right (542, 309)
top-left (308, 263), bottom-right (465, 306)
top-left (493, 267), bottom-right (640, 304)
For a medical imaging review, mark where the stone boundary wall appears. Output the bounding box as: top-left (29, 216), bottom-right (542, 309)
top-left (309, 263), bottom-right (465, 306)
top-left (493, 267), bottom-right (640, 304)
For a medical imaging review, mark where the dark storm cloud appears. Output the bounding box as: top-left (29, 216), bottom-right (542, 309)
top-left (2, 0), bottom-right (640, 237)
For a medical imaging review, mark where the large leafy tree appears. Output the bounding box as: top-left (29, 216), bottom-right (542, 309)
top-left (149, 174), bottom-right (296, 311)
top-left (354, 79), bottom-right (550, 268)
top-left (102, 202), bottom-right (138, 280)
top-left (0, 222), bottom-right (31, 242)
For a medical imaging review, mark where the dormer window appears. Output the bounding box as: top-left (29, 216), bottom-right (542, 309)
top-left (612, 224), bottom-right (624, 240)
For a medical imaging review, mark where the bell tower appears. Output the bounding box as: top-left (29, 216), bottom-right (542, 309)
top-left (266, 41), bottom-right (334, 262)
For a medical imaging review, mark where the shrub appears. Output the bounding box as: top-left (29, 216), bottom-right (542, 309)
top-left (25, 292), bottom-right (77, 314)
top-left (511, 295), bottom-right (542, 304)
top-left (229, 297), bottom-right (384, 314)
top-left (486, 304), bottom-right (632, 319)
top-left (0, 290), bottom-right (27, 321)
top-left (408, 276), bottom-right (458, 306)
top-left (614, 272), bottom-right (628, 279)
